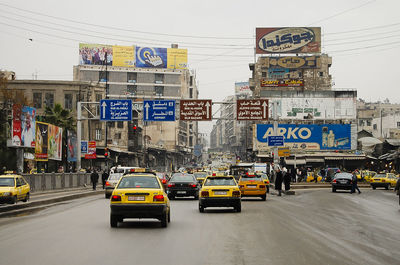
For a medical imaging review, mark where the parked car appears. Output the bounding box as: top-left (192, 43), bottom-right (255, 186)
top-left (0, 174), bottom-right (30, 204)
top-left (331, 172), bottom-right (353, 192)
top-left (167, 173), bottom-right (199, 199)
top-left (370, 173), bottom-right (398, 190)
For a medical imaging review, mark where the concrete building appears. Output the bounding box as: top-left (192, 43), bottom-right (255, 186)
top-left (73, 61), bottom-right (199, 171)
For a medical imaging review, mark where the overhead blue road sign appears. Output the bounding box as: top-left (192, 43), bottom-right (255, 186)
top-left (268, 136), bottom-right (284, 147)
top-left (100, 99), bottom-right (132, 121)
top-left (143, 100), bottom-right (175, 121)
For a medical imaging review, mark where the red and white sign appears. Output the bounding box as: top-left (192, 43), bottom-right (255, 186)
top-left (85, 141), bottom-right (97, 159)
top-left (237, 99), bottom-right (269, 121)
top-left (180, 100), bottom-right (212, 121)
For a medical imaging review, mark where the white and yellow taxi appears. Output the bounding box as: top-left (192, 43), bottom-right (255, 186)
top-left (0, 174), bottom-right (30, 204)
top-left (199, 175), bottom-right (241, 212)
top-left (110, 170), bottom-right (170, 228)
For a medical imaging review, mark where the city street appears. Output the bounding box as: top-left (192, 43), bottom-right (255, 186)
top-left (0, 189), bottom-right (399, 265)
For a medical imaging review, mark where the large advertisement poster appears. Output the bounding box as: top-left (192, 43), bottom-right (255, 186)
top-left (12, 105), bottom-right (36, 148)
top-left (167, 48), bottom-right (188, 69)
top-left (113, 45), bottom-right (135, 67)
top-left (35, 122), bottom-right (49, 161)
top-left (79, 43), bottom-right (113, 65)
top-left (11, 104), bottom-right (22, 146)
top-left (256, 27), bottom-right (321, 54)
top-left (255, 124), bottom-right (352, 151)
top-left (235, 82), bottom-right (252, 95)
top-left (48, 124), bottom-right (62, 161)
top-left (136, 47), bottom-right (167, 68)
top-left (67, 130), bottom-right (77, 162)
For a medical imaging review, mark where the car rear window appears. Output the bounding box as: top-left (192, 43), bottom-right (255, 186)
top-left (109, 173), bottom-right (122, 180)
top-left (171, 174), bottom-right (195, 182)
top-left (334, 173), bottom-right (353, 179)
top-left (0, 178), bottom-right (15, 187)
top-left (194, 173), bottom-right (207, 179)
top-left (375, 174), bottom-right (386, 178)
top-left (117, 176), bottom-right (160, 189)
top-left (204, 177), bottom-right (236, 186)
top-left (240, 176), bottom-right (262, 181)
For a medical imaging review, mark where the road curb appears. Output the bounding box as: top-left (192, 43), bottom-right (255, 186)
top-left (0, 190), bottom-right (103, 217)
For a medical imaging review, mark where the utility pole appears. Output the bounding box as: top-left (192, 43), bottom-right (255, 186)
top-left (273, 101), bottom-right (279, 165)
top-left (104, 52), bottom-right (109, 171)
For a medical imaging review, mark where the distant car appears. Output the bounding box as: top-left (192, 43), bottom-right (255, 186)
top-left (331, 173), bottom-right (354, 192)
top-left (361, 170), bottom-right (376, 182)
top-left (109, 170), bottom-right (170, 228)
top-left (167, 173), bottom-right (199, 199)
top-left (156, 172), bottom-right (169, 190)
top-left (238, 172), bottom-right (267, 201)
top-left (0, 174), bottom-right (30, 204)
top-left (257, 173), bottom-right (270, 193)
top-left (199, 175), bottom-right (241, 212)
top-left (370, 173), bottom-right (398, 190)
top-left (193, 172), bottom-right (207, 185)
top-left (105, 173), bottom-right (123, 199)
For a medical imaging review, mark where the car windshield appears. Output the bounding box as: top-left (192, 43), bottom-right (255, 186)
top-left (170, 174), bottom-right (195, 182)
top-left (0, 178), bottom-right (15, 187)
top-left (334, 173), bottom-right (353, 179)
top-left (375, 174), bottom-right (386, 178)
top-left (117, 176), bottom-right (160, 189)
top-left (194, 172), bottom-right (207, 179)
top-left (240, 176), bottom-right (262, 181)
top-left (108, 173), bottom-right (122, 181)
top-left (204, 177), bottom-right (236, 186)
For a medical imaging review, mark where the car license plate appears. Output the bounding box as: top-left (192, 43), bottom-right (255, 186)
top-left (128, 196), bottom-right (145, 201)
top-left (214, 191), bottom-right (227, 195)
top-left (247, 185), bottom-right (257, 188)
top-left (177, 191), bottom-right (186, 194)
top-left (339, 180), bottom-right (347, 184)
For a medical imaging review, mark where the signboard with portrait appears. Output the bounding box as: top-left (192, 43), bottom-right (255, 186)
top-left (67, 130), bottom-right (77, 162)
top-left (48, 124), bottom-right (62, 161)
top-left (35, 122), bottom-right (49, 161)
top-left (11, 105), bottom-right (36, 148)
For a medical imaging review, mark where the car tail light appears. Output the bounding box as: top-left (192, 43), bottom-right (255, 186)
top-left (162, 179), bottom-right (167, 184)
top-left (111, 195), bottom-right (121, 201)
top-left (382, 179), bottom-right (385, 182)
top-left (332, 179), bottom-right (337, 183)
top-left (190, 183), bottom-right (197, 188)
top-left (105, 181), bottom-right (111, 186)
top-left (232, 190), bottom-right (240, 197)
top-left (201, 191), bottom-right (209, 197)
top-left (153, 195), bottom-right (164, 201)
top-left (168, 183), bottom-right (175, 188)
top-left (260, 185), bottom-right (265, 188)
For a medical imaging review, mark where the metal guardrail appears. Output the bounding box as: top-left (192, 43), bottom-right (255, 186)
top-left (21, 173), bottom-right (91, 192)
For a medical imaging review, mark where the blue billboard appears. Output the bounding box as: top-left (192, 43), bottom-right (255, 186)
top-left (136, 47), bottom-right (167, 68)
top-left (256, 124), bottom-right (351, 150)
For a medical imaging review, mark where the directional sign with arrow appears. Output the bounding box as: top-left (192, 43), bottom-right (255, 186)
top-left (180, 100), bottom-right (212, 121)
top-left (100, 99), bottom-right (132, 121)
top-left (236, 99), bottom-right (269, 121)
top-left (143, 100), bottom-right (175, 121)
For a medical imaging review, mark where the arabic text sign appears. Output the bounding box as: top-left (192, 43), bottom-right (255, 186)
top-left (81, 141), bottom-right (88, 154)
top-left (261, 79), bottom-right (304, 87)
top-left (268, 56), bottom-right (319, 69)
top-left (100, 99), bottom-right (132, 121)
top-left (143, 100), bottom-right (175, 121)
top-left (256, 27), bottom-right (321, 54)
top-left (180, 100), bottom-right (212, 121)
top-left (256, 124), bottom-right (352, 150)
top-left (237, 99), bottom-right (268, 121)
top-left (85, 141), bottom-right (97, 159)
top-left (268, 136), bottom-right (284, 147)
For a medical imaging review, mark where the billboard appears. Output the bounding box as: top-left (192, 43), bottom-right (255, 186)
top-left (136, 47), bottom-right (167, 68)
top-left (67, 130), bottom-right (77, 162)
top-left (256, 27), bottom-right (321, 54)
top-left (48, 124), bottom-right (62, 161)
top-left (255, 124), bottom-right (352, 151)
top-left (35, 122), bottom-right (49, 161)
top-left (113, 45), bottom-right (135, 67)
top-left (167, 48), bottom-right (188, 69)
top-left (268, 56), bottom-right (319, 69)
top-left (261, 79), bottom-right (304, 87)
top-left (85, 141), bottom-right (97, 159)
top-left (235, 82), bottom-right (252, 95)
top-left (79, 43), bottom-right (113, 65)
top-left (11, 105), bottom-right (36, 148)
top-left (268, 68), bottom-right (289, 79)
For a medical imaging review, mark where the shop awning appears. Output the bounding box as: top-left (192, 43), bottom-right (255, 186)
top-left (285, 158), bottom-right (306, 165)
top-left (325, 156), bottom-right (366, 160)
top-left (306, 158), bottom-right (325, 163)
top-left (109, 147), bottom-right (135, 155)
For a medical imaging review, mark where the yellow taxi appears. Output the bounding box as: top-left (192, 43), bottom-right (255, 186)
top-left (199, 175), bottom-right (241, 212)
top-left (193, 171), bottom-right (207, 185)
top-left (256, 172), bottom-right (270, 193)
top-left (305, 172), bottom-right (323, 182)
top-left (370, 173), bottom-right (398, 190)
top-left (238, 172), bottom-right (267, 201)
top-left (109, 169), bottom-right (170, 228)
top-left (0, 174), bottom-right (30, 204)
top-left (361, 170), bottom-right (376, 182)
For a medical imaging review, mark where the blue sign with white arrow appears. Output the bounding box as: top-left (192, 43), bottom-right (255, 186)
top-left (100, 99), bottom-right (132, 121)
top-left (143, 100), bottom-right (175, 121)
top-left (268, 136), bottom-right (285, 147)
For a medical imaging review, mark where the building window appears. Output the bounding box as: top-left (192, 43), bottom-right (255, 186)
top-left (189, 136), bottom-right (193, 147)
top-left (108, 121), bottom-right (115, 128)
top-left (44, 93), bottom-right (54, 108)
top-left (189, 88), bottom-right (193, 98)
top-left (95, 129), bottom-right (102, 140)
top-left (117, 121), bottom-right (124, 128)
top-left (127, 72), bottom-right (137, 83)
top-left (99, 71), bottom-right (107, 82)
top-left (397, 122), bottom-right (400, 129)
top-left (318, 72), bottom-right (324, 77)
top-left (127, 85), bottom-right (137, 95)
top-left (367, 120), bottom-right (371, 126)
top-left (155, 86), bottom-right (164, 96)
top-left (190, 76), bottom-right (193, 86)
top-left (33, 93), bottom-right (42, 109)
top-left (373, 124), bottom-right (377, 130)
top-left (115, 133), bottom-right (121, 139)
top-left (155, 74), bottom-right (164, 84)
top-left (64, 94), bottom-right (73, 110)
top-left (262, 72), bottom-right (267, 78)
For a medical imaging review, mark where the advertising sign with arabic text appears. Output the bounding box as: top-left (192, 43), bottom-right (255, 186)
top-left (256, 27), bottom-right (321, 54)
top-left (237, 99), bottom-right (268, 121)
top-left (35, 122), bottom-right (49, 161)
top-left (48, 124), bottom-right (62, 161)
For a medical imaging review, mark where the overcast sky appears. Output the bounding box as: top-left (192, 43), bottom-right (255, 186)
top-left (1, 0), bottom-right (399, 134)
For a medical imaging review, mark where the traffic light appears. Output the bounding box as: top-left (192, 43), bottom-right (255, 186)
top-left (104, 148), bottom-right (109, 158)
top-left (133, 125), bottom-right (137, 130)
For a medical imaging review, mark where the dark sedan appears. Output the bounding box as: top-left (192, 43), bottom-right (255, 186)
top-left (167, 173), bottom-right (199, 199)
top-left (332, 173), bottom-right (354, 192)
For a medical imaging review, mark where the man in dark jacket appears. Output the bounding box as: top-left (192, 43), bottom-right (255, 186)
top-left (90, 169), bottom-right (99, 190)
top-left (101, 170), bottom-right (109, 189)
top-left (395, 178), bottom-right (400, 205)
top-left (283, 167), bottom-right (291, 191)
top-left (274, 166), bottom-right (283, 196)
top-left (351, 173), bottom-right (361, 194)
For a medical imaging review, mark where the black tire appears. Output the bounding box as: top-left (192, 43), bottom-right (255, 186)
top-left (261, 194), bottom-right (266, 201)
top-left (236, 203), bottom-right (241, 213)
top-left (168, 194), bottom-right (174, 200)
top-left (372, 186), bottom-right (376, 190)
top-left (199, 204), bottom-right (204, 213)
top-left (110, 214), bottom-right (118, 228)
top-left (385, 185), bottom-right (389, 190)
top-left (168, 209), bottom-right (171, 223)
top-left (9, 195), bottom-right (17, 204)
top-left (332, 187), bottom-right (336, 192)
top-left (161, 212), bottom-right (168, 228)
top-left (194, 194), bottom-right (199, 200)
top-left (22, 193), bottom-right (29, 202)
top-left (105, 193), bottom-right (110, 199)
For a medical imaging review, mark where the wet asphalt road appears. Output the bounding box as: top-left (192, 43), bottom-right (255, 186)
top-left (0, 188), bottom-right (399, 265)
